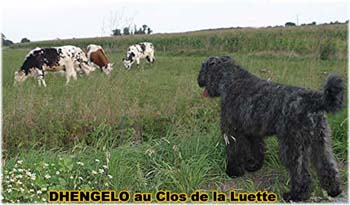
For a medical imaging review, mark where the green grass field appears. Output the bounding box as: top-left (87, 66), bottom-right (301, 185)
top-left (2, 24), bottom-right (348, 203)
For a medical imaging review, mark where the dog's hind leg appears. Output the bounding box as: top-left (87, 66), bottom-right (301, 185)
top-left (278, 133), bottom-right (313, 202)
top-left (245, 136), bottom-right (265, 172)
top-left (311, 120), bottom-right (341, 198)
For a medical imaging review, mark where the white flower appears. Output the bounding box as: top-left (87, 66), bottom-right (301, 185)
top-left (44, 174), bottom-right (51, 179)
top-left (30, 189), bottom-right (34, 192)
top-left (95, 159), bottom-right (100, 163)
top-left (7, 189), bottom-right (12, 193)
top-left (103, 165), bottom-right (108, 169)
top-left (10, 178), bottom-right (15, 182)
top-left (70, 176), bottom-right (74, 179)
top-left (17, 181), bottom-right (22, 185)
top-left (56, 171), bottom-right (60, 175)
top-left (18, 169), bottom-right (24, 172)
top-left (19, 188), bottom-right (24, 192)
top-left (108, 175), bottom-right (113, 179)
top-left (98, 169), bottom-right (104, 174)
top-left (31, 175), bottom-right (36, 180)
top-left (12, 168), bottom-right (17, 172)
top-left (43, 163), bottom-right (49, 168)
top-left (37, 190), bottom-right (42, 194)
top-left (59, 157), bottom-right (63, 161)
top-left (78, 177), bottom-right (83, 180)
top-left (8, 184), bottom-right (12, 188)
top-left (17, 175), bottom-right (23, 179)
top-left (41, 187), bottom-right (47, 191)
top-left (92, 170), bottom-right (97, 175)
top-left (105, 182), bottom-right (109, 186)
top-left (77, 162), bottom-right (84, 166)
top-left (17, 160), bottom-right (23, 164)
top-left (42, 198), bottom-right (46, 202)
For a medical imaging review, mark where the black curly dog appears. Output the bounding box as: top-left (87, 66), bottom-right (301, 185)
top-left (197, 56), bottom-right (344, 202)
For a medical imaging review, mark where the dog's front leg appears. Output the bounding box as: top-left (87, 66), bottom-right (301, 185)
top-left (223, 131), bottom-right (247, 178)
top-left (245, 136), bottom-right (265, 172)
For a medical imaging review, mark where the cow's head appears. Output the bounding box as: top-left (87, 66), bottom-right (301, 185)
top-left (122, 52), bottom-right (135, 69)
top-left (14, 70), bottom-right (30, 85)
top-left (102, 63), bottom-right (114, 76)
top-left (78, 63), bottom-right (94, 75)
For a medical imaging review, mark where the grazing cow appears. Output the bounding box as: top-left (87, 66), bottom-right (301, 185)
top-left (122, 42), bottom-right (155, 69)
top-left (86, 44), bottom-right (113, 75)
top-left (14, 46), bottom-right (92, 87)
top-left (59, 45), bottom-right (94, 75)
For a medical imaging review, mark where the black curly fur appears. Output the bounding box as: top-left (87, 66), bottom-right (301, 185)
top-left (197, 56), bottom-right (344, 202)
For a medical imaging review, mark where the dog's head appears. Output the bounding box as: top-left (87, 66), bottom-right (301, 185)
top-left (198, 56), bottom-right (234, 98)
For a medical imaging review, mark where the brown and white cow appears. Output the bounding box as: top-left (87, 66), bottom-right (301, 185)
top-left (86, 44), bottom-right (113, 75)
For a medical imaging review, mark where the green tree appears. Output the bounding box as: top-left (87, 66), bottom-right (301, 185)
top-left (112, 29), bottom-right (122, 36)
top-left (123, 27), bottom-right (130, 35)
top-left (285, 22), bottom-right (296, 27)
top-left (21, 38), bottom-right (30, 43)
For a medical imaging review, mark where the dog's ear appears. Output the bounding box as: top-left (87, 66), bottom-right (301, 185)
top-left (221, 56), bottom-right (232, 63)
top-left (218, 56), bottom-right (235, 67)
top-left (207, 57), bottom-right (220, 67)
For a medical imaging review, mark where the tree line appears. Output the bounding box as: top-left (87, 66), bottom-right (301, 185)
top-left (2, 20), bottom-right (348, 45)
top-left (112, 24), bottom-right (152, 36)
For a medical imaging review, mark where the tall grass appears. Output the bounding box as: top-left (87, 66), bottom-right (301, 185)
top-left (11, 24), bottom-right (348, 59)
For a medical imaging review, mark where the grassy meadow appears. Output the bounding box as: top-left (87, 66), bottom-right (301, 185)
top-left (2, 24), bottom-right (348, 203)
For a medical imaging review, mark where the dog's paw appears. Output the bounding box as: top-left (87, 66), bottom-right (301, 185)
top-left (283, 191), bottom-right (309, 202)
top-left (245, 158), bottom-right (263, 172)
top-left (226, 166), bottom-right (245, 178)
top-left (327, 186), bottom-right (342, 197)
top-left (283, 192), bottom-right (302, 202)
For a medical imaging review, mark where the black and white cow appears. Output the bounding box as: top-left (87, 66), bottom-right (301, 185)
top-left (122, 42), bottom-right (155, 69)
top-left (14, 46), bottom-right (93, 87)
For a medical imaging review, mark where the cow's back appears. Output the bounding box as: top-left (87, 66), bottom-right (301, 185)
top-left (21, 48), bottom-right (60, 74)
top-left (90, 49), bottom-right (109, 68)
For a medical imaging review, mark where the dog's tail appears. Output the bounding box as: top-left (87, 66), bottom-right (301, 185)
top-left (322, 74), bottom-right (345, 113)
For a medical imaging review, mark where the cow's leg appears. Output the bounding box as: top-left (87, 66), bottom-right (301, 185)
top-left (150, 52), bottom-right (155, 63)
top-left (36, 69), bottom-right (47, 87)
top-left (65, 61), bottom-right (76, 85)
top-left (136, 58), bottom-right (140, 66)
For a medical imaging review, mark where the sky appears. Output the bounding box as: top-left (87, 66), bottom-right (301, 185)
top-left (1, 0), bottom-right (348, 42)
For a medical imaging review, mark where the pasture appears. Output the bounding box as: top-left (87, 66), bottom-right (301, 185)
top-left (2, 24), bottom-right (348, 202)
